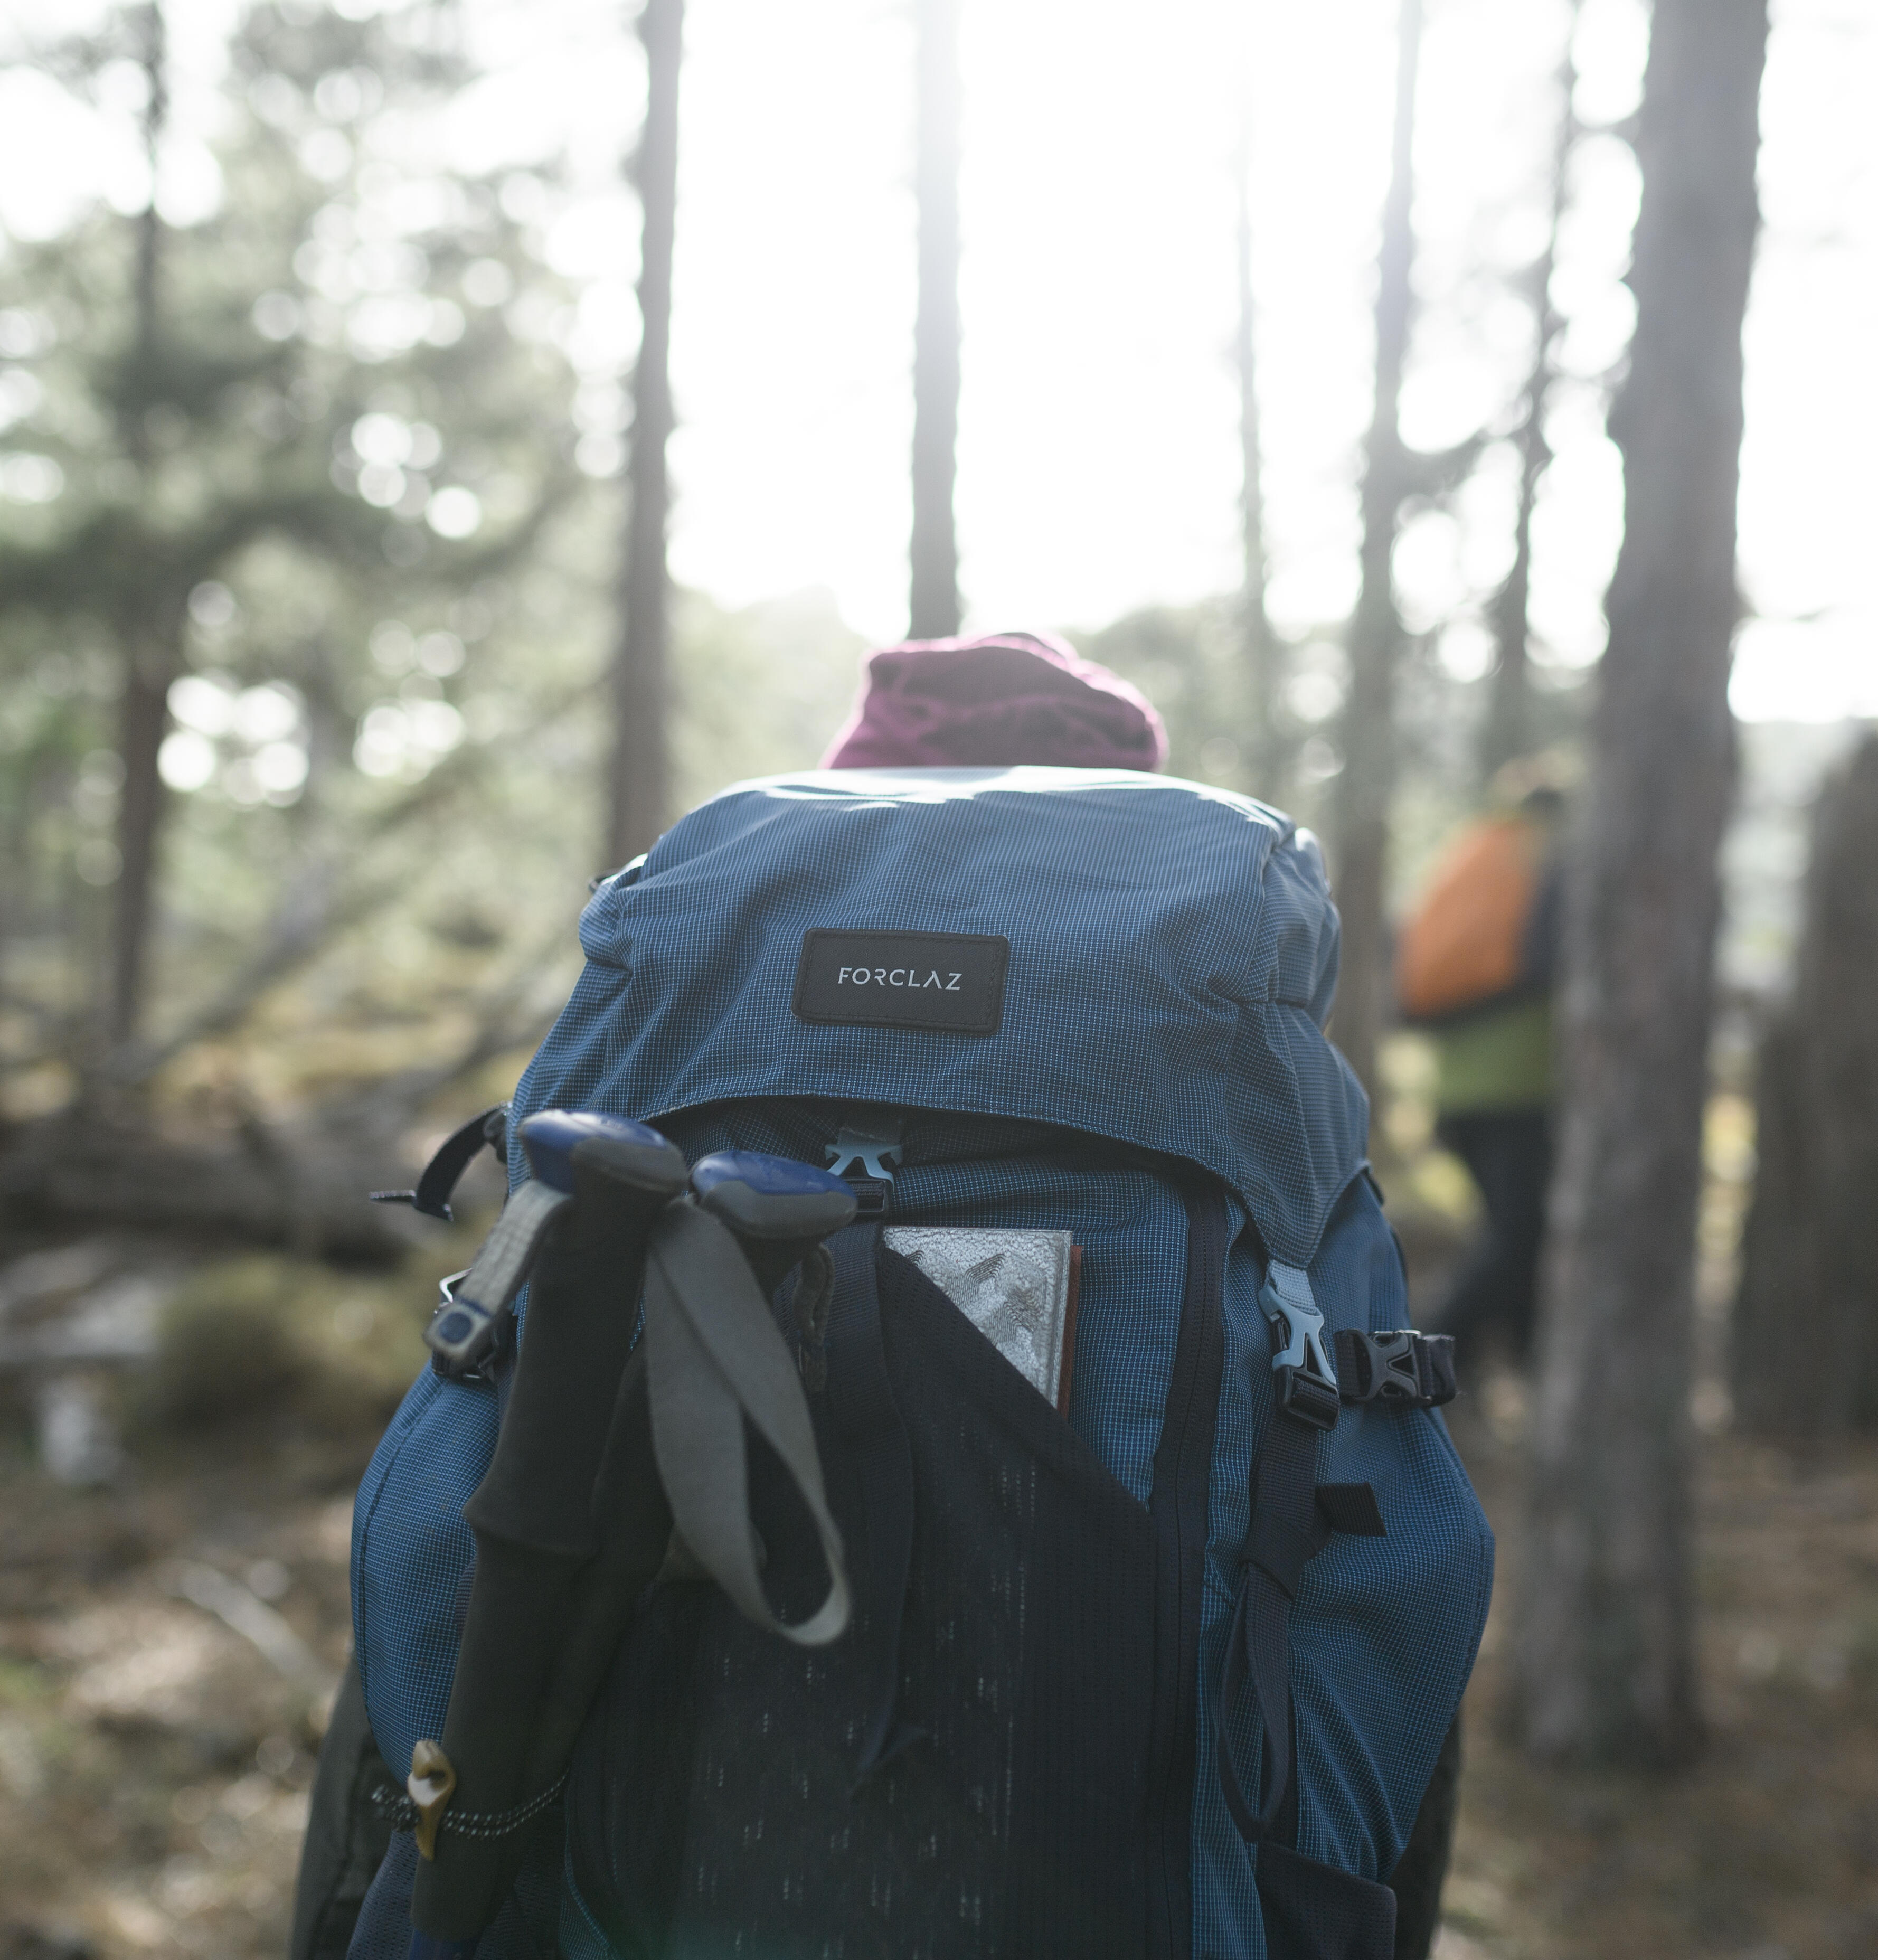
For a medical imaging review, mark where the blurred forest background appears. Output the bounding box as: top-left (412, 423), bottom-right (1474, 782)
top-left (0, 0), bottom-right (1874, 1955)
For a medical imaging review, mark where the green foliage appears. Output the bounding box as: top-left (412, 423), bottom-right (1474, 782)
top-left (143, 1248), bottom-right (435, 1433)
top-left (148, 1258), bottom-right (306, 1424)
top-left (1075, 601), bottom-right (1251, 789)
top-left (0, 2), bottom-right (876, 1119)
top-left (671, 587), bottom-right (864, 809)
top-left (1, 1), bottom-right (583, 1064)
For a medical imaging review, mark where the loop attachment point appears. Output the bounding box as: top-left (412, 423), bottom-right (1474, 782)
top-left (1333, 1328), bottom-right (1457, 1410)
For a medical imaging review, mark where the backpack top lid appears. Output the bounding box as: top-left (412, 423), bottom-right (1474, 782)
top-left (546, 766), bottom-right (1368, 1268)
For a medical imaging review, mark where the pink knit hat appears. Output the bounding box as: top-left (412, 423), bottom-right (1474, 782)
top-left (819, 630), bottom-right (1168, 773)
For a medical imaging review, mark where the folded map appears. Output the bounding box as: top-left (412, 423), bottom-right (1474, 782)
top-left (883, 1226), bottom-right (1081, 1413)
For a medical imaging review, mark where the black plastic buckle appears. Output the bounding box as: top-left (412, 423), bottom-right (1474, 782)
top-left (845, 1176), bottom-right (891, 1220)
top-left (427, 1269), bottom-right (513, 1384)
top-left (1262, 1272), bottom-right (1342, 1433)
top-left (1276, 1364), bottom-right (1343, 1430)
top-left (826, 1118), bottom-right (902, 1221)
top-left (1334, 1328), bottom-right (1456, 1410)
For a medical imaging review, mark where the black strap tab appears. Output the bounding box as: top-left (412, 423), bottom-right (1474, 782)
top-left (372, 1105), bottom-right (510, 1223)
top-left (1314, 1481), bottom-right (1385, 1537)
top-left (1242, 1507), bottom-right (1326, 1601)
top-left (1333, 1328), bottom-right (1457, 1410)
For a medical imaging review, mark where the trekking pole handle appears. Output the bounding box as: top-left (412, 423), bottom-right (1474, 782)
top-left (461, 1111), bottom-right (688, 1557)
top-left (689, 1149), bottom-right (857, 1296)
top-left (424, 1111), bottom-right (686, 1376)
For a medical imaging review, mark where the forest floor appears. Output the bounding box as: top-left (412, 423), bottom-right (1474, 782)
top-left (1439, 1377), bottom-right (1878, 1960)
top-left (1, 1238), bottom-right (1875, 1957)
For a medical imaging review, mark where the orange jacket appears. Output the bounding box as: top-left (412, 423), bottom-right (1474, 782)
top-left (1396, 814), bottom-right (1558, 1026)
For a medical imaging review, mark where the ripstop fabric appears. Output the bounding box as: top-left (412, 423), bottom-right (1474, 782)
top-left (535, 767), bottom-right (1365, 1271)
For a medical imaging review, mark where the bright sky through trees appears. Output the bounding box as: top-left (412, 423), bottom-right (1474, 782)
top-left (2, 0), bottom-right (1873, 721)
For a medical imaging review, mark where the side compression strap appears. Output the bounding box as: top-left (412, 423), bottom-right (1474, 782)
top-left (1216, 1378), bottom-right (1320, 1842)
top-left (372, 1105), bottom-right (509, 1222)
top-left (1216, 1261), bottom-right (1386, 1845)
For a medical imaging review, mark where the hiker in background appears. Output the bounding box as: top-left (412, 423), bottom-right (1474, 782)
top-left (1396, 764), bottom-right (1570, 1364)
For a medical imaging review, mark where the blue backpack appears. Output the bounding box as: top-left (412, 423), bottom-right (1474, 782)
top-left (347, 766), bottom-right (1492, 1959)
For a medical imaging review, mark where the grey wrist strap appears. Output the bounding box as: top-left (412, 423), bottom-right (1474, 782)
top-left (641, 1201), bottom-right (852, 1647)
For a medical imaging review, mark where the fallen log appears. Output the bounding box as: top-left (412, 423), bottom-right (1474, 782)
top-left (0, 1111), bottom-right (418, 1265)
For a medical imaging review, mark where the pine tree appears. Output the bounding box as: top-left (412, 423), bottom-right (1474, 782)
top-left (909, 0), bottom-right (962, 640)
top-left (0, 0), bottom-right (582, 1091)
top-left (1513, 0), bottom-right (1770, 1768)
top-left (606, 0), bottom-right (684, 866)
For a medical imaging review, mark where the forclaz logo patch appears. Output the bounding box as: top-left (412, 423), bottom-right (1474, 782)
top-left (793, 930), bottom-right (1009, 1034)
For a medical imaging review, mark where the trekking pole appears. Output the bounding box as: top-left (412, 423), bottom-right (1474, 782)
top-left (404, 1110), bottom-right (686, 1958)
top-left (513, 1151), bottom-right (858, 1816)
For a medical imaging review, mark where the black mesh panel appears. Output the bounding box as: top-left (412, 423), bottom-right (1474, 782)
top-left (570, 1223), bottom-right (1174, 1959)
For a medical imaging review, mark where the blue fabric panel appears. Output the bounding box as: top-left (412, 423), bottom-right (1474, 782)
top-left (352, 1368), bottom-right (497, 1786)
top-left (1193, 1178), bottom-right (1494, 1958)
top-left (516, 767), bottom-right (1367, 1269)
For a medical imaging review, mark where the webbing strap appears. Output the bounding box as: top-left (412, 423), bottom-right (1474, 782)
top-left (828, 1226), bottom-right (923, 1784)
top-left (371, 1103), bottom-right (508, 1222)
top-left (1215, 1260), bottom-right (1395, 1846)
top-left (1145, 1182), bottom-right (1230, 1960)
top-left (641, 1202), bottom-right (852, 1647)
top-left (426, 1179), bottom-right (569, 1377)
top-left (1216, 1383), bottom-right (1323, 1842)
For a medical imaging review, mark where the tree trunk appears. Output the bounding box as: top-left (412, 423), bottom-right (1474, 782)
top-left (109, 636), bottom-right (176, 1050)
top-left (1234, 117), bottom-right (1286, 808)
top-left (1478, 0), bottom-right (1581, 787)
top-left (909, 0), bottom-right (962, 641)
top-left (606, 0), bottom-right (684, 866)
top-left (1513, 0), bottom-right (1768, 1768)
top-left (106, 2), bottom-right (172, 1051)
top-left (1733, 736), bottom-right (1878, 1435)
top-left (1328, 0), bottom-right (1423, 1103)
